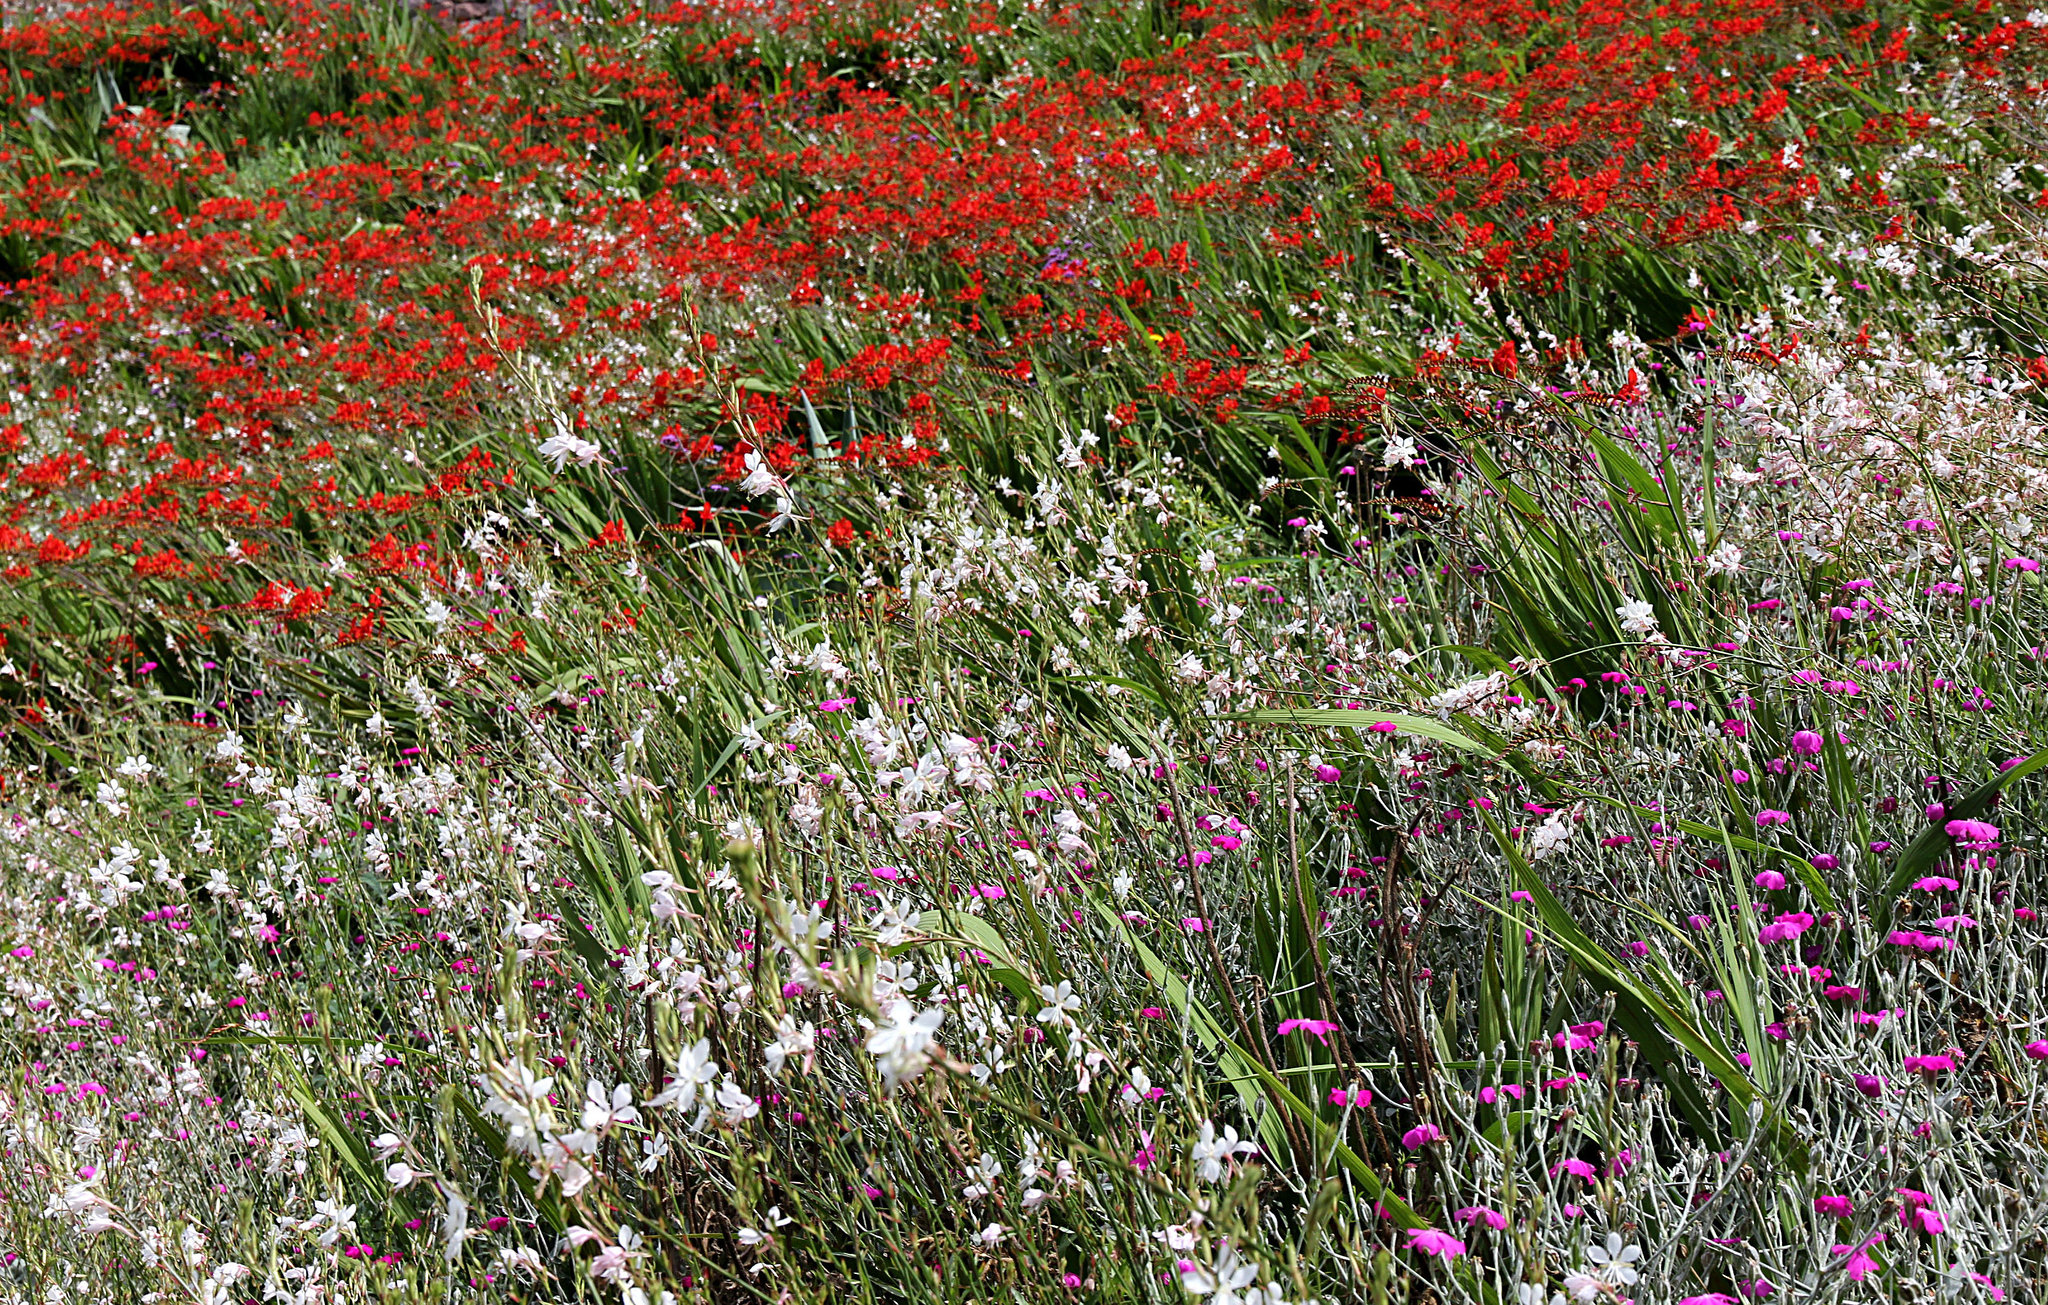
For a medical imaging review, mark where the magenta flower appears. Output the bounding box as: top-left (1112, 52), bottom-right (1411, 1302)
top-left (1903, 1052), bottom-right (1956, 1077)
top-left (1814, 1194), bottom-right (1854, 1217)
top-left (1404, 1228), bottom-right (1464, 1259)
top-left (2023, 1040), bottom-right (2048, 1060)
top-left (1313, 764), bottom-right (1341, 784)
top-left (1276, 1018), bottom-right (1338, 1045)
top-left (1831, 1233), bottom-right (1886, 1282)
top-left (1755, 809), bottom-right (1792, 828)
top-left (1327, 1086), bottom-right (1371, 1107)
top-left (1401, 1122), bottom-right (1441, 1150)
top-left (1759, 911), bottom-right (1814, 943)
top-left (1853, 1074), bottom-right (1884, 1098)
top-left (1681, 1296), bottom-right (1739, 1305)
top-left (1791, 730), bottom-right (1824, 755)
top-left (1944, 819), bottom-right (2000, 848)
top-left (1753, 870), bottom-right (1787, 890)
top-left (1453, 1205), bottom-right (1507, 1230)
top-left (1913, 876), bottom-right (1960, 892)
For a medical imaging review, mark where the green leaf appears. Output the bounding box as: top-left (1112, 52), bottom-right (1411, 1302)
top-left (1871, 749), bottom-right (2048, 940)
top-left (1231, 708), bottom-right (1492, 755)
top-left (913, 909), bottom-right (1036, 1003)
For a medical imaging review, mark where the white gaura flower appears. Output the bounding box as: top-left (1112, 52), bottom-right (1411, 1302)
top-left (1615, 599), bottom-right (1661, 638)
top-left (538, 426), bottom-right (602, 471)
top-left (580, 1080), bottom-right (640, 1132)
top-left (764, 1015), bottom-right (818, 1078)
top-left (1035, 980), bottom-right (1082, 1027)
top-left (714, 1076), bottom-right (760, 1125)
top-left (1190, 1120), bottom-right (1258, 1182)
top-left (865, 1001), bottom-right (945, 1090)
top-left (497, 1246), bottom-right (545, 1278)
top-left (737, 1207), bottom-right (794, 1250)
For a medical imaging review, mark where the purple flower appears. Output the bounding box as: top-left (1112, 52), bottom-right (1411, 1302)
top-left (1853, 1074), bottom-right (1884, 1098)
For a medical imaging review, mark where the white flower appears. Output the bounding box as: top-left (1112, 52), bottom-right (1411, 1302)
top-left (310, 1198), bottom-right (356, 1247)
top-left (1562, 1271), bottom-right (1604, 1302)
top-left (975, 1223), bottom-right (1007, 1247)
top-left (1181, 1242), bottom-right (1261, 1301)
top-left (1587, 1232), bottom-right (1641, 1287)
top-left (539, 429), bottom-right (602, 470)
top-left (714, 1076), bottom-right (759, 1125)
top-left (865, 1002), bottom-right (945, 1090)
top-left (1190, 1120), bottom-right (1258, 1182)
top-left (497, 1246), bottom-right (545, 1278)
top-left (1529, 811), bottom-right (1573, 861)
top-left (736, 449), bottom-right (785, 499)
top-left (580, 1080), bottom-right (640, 1132)
top-left (1615, 599), bottom-right (1661, 638)
top-left (764, 1015), bottom-right (818, 1078)
top-left (961, 1151), bottom-right (1002, 1202)
top-left (737, 1206), bottom-right (792, 1252)
top-left (1382, 434), bottom-right (1418, 468)
top-left (1705, 541), bottom-right (1743, 576)
top-left (1035, 980), bottom-right (1082, 1027)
